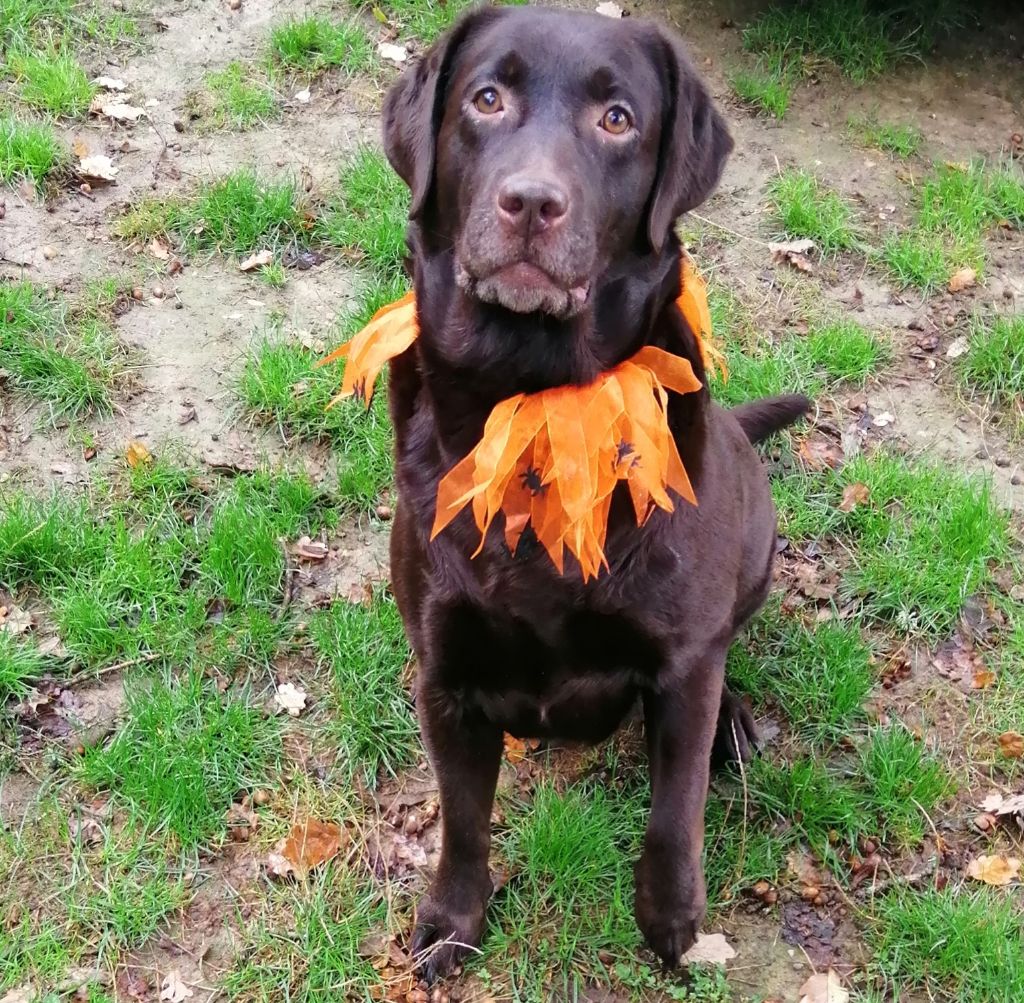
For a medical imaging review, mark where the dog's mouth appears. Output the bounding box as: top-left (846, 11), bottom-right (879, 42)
top-left (457, 260), bottom-right (591, 320)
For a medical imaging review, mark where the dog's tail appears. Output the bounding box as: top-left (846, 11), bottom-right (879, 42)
top-left (731, 394), bottom-right (813, 445)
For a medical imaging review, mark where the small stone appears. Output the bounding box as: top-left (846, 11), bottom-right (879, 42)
top-left (1011, 474), bottom-right (1022, 486)
top-left (42, 245), bottom-right (57, 259)
top-left (995, 455), bottom-right (1010, 468)
top-left (800, 885), bottom-right (820, 901)
top-left (173, 119), bottom-right (185, 133)
top-left (763, 888), bottom-right (778, 905)
top-left (253, 789), bottom-right (270, 806)
top-left (375, 504), bottom-right (393, 521)
top-left (945, 314), bottom-right (956, 326)
top-left (228, 0), bottom-right (241, 8)
top-left (151, 284), bottom-right (165, 299)
top-left (752, 880), bottom-right (772, 898)
top-left (131, 286), bottom-right (144, 301)
top-left (973, 813), bottom-right (995, 832)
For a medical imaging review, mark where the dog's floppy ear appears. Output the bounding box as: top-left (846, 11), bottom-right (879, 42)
top-left (382, 8), bottom-right (498, 219)
top-left (645, 27), bottom-right (734, 252)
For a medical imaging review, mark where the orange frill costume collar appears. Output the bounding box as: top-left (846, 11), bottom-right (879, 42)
top-left (319, 256), bottom-right (725, 581)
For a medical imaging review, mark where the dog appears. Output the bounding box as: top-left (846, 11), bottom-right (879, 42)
top-left (379, 5), bottom-right (810, 981)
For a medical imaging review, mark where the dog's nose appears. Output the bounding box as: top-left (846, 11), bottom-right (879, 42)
top-left (497, 176), bottom-right (568, 232)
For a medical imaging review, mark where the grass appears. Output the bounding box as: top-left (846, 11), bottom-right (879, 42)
top-left (741, 0), bottom-right (954, 84)
top-left (202, 61), bottom-right (278, 130)
top-left (0, 632), bottom-right (49, 703)
top-left (848, 114), bottom-right (922, 158)
top-left (0, 0), bottom-right (139, 55)
top-left (728, 602), bottom-right (875, 744)
top-left (712, 315), bottom-right (885, 407)
top-left (774, 450), bottom-right (1010, 637)
top-left (730, 56), bottom-right (793, 119)
top-left (881, 162), bottom-right (1024, 289)
top-left (10, 47), bottom-right (95, 118)
top-left (0, 114), bottom-right (67, 187)
top-left (767, 170), bottom-right (857, 253)
top-left (959, 314), bottom-right (1024, 416)
top-left (78, 668), bottom-right (281, 845)
top-left (315, 147), bottom-right (410, 278)
top-left (116, 170), bottom-right (307, 256)
top-left (873, 886), bottom-right (1024, 1003)
top-left (269, 16), bottom-right (372, 75)
top-left (309, 595), bottom-right (418, 786)
top-left (0, 281), bottom-right (128, 420)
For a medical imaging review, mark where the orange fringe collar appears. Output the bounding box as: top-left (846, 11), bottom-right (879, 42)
top-left (319, 256), bottom-right (725, 581)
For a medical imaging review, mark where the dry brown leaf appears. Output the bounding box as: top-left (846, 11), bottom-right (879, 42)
top-left (946, 336), bottom-right (969, 359)
top-left (268, 819), bottom-right (343, 879)
top-left (78, 155), bottom-right (118, 181)
top-left (273, 682), bottom-right (307, 717)
top-left (71, 137), bottom-right (91, 159)
top-left (159, 971), bottom-right (193, 1003)
top-left (149, 236), bottom-right (171, 260)
top-left (798, 970), bottom-right (849, 1003)
top-left (681, 932), bottom-right (736, 965)
top-left (293, 536), bottom-right (329, 561)
top-left (769, 238), bottom-right (816, 274)
top-left (798, 437), bottom-right (844, 471)
top-left (999, 731), bottom-right (1024, 758)
top-left (971, 668), bottom-right (997, 690)
top-left (980, 792), bottom-right (1024, 815)
top-left (93, 100), bottom-right (145, 122)
top-left (838, 482), bottom-right (869, 513)
top-left (239, 249), bottom-right (273, 272)
top-left (948, 267), bottom-right (977, 293)
top-left (967, 853), bottom-right (1020, 886)
top-left (125, 440), bottom-right (152, 468)
top-left (93, 75), bottom-right (126, 91)
top-left (0, 605), bottom-right (32, 636)
top-left (377, 41), bottom-right (408, 63)
top-left (1, 986), bottom-right (34, 1003)
top-left (503, 733), bottom-right (540, 763)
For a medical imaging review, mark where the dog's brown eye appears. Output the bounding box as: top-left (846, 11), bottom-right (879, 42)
top-left (473, 88), bottom-right (503, 114)
top-left (600, 106), bottom-right (632, 135)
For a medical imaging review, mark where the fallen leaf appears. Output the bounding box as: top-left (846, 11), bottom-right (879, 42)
top-left (798, 970), bottom-right (849, 1003)
top-left (0, 605), bottom-right (32, 636)
top-left (178, 404), bottom-right (197, 425)
top-left (267, 819), bottom-right (343, 879)
top-left (72, 137), bottom-right (90, 158)
top-left (160, 972), bottom-right (193, 1003)
top-left (595, 0), bottom-right (624, 15)
top-left (273, 682), bottom-right (307, 717)
top-left (93, 76), bottom-right (127, 91)
top-left (769, 239), bottom-right (816, 274)
top-left (149, 236), bottom-right (171, 260)
top-left (681, 932), bottom-right (736, 965)
top-left (967, 854), bottom-right (1020, 886)
top-left (980, 792), bottom-right (1024, 814)
top-left (378, 41), bottom-right (408, 63)
top-left (971, 669), bottom-right (997, 690)
top-left (838, 483), bottom-right (869, 513)
top-left (293, 536), bottom-right (329, 561)
top-left (503, 733), bottom-right (540, 763)
top-left (999, 732), bottom-right (1024, 758)
top-left (125, 440), bottom-right (152, 468)
top-left (872, 411), bottom-right (895, 427)
top-left (946, 336), bottom-right (969, 359)
top-left (948, 267), bottom-right (977, 293)
top-left (239, 249), bottom-right (273, 272)
top-left (0, 985), bottom-right (34, 1003)
top-left (78, 154), bottom-right (118, 182)
top-left (294, 87), bottom-right (311, 104)
top-left (798, 437), bottom-right (844, 471)
top-left (93, 100), bottom-right (146, 122)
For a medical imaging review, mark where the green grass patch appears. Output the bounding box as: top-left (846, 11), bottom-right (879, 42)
top-left (742, 0), bottom-right (952, 84)
top-left (0, 633), bottom-right (49, 704)
top-left (0, 0), bottom-right (139, 55)
top-left (879, 231), bottom-right (952, 291)
top-left (116, 170), bottom-right (307, 256)
top-left (202, 61), bottom-right (278, 130)
top-left (872, 886), bottom-right (1024, 1003)
top-left (0, 280), bottom-right (128, 420)
top-left (728, 602), bottom-right (875, 744)
top-left (315, 147), bottom-right (410, 279)
top-left (730, 56), bottom-right (793, 118)
top-left (959, 313), bottom-right (1024, 417)
top-left (10, 47), bottom-right (95, 118)
top-left (0, 114), bottom-right (67, 187)
top-left (78, 668), bottom-right (280, 845)
top-left (309, 595), bottom-right (417, 786)
top-left (269, 16), bottom-right (372, 75)
top-left (767, 169), bottom-right (857, 253)
top-left (848, 114), bottom-right (922, 158)
top-left (773, 450), bottom-right (1010, 637)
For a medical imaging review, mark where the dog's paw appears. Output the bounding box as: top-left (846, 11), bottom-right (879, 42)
top-left (410, 892), bottom-right (488, 983)
top-left (634, 853), bottom-right (707, 970)
top-left (711, 685), bottom-right (758, 769)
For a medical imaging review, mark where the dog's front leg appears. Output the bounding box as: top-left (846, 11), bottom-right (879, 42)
top-left (634, 645), bottom-right (726, 968)
top-left (411, 681), bottom-right (502, 982)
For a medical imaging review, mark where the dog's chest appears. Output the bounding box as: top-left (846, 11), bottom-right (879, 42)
top-left (434, 600), bottom-right (664, 742)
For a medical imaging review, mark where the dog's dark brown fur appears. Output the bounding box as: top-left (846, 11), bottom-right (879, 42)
top-left (379, 6), bottom-right (810, 980)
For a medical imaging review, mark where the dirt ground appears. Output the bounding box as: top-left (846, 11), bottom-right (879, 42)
top-left (2, 1), bottom-right (1023, 1002)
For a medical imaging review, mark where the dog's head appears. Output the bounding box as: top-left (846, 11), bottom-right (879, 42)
top-left (383, 6), bottom-right (732, 322)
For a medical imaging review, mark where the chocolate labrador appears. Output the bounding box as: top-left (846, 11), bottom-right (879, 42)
top-left (380, 4), bottom-right (809, 981)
